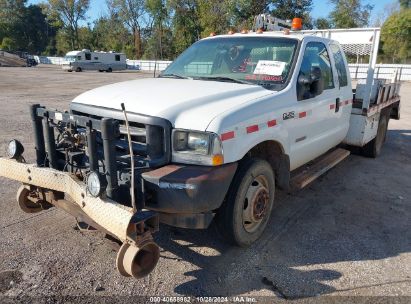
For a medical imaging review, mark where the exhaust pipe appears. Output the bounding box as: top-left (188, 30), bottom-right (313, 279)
top-left (116, 235), bottom-right (160, 278)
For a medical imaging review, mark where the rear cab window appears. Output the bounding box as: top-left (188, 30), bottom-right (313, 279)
top-left (330, 43), bottom-right (348, 87)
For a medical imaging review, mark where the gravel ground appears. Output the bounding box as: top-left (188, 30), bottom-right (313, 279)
top-left (0, 65), bottom-right (410, 302)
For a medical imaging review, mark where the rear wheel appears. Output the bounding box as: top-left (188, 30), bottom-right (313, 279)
top-left (216, 158), bottom-right (275, 247)
top-left (362, 113), bottom-right (388, 158)
top-left (107, 67), bottom-right (112, 72)
top-left (75, 67), bottom-right (82, 72)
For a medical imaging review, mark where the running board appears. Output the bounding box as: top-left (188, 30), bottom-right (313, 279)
top-left (291, 148), bottom-right (350, 190)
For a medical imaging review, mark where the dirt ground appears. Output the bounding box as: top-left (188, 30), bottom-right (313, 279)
top-left (0, 65), bottom-right (410, 302)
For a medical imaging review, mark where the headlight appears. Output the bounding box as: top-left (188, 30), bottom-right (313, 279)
top-left (7, 139), bottom-right (24, 159)
top-left (86, 171), bottom-right (105, 197)
top-left (172, 130), bottom-right (223, 166)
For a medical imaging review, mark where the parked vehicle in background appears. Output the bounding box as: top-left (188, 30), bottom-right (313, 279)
top-left (0, 50), bottom-right (37, 67)
top-left (0, 16), bottom-right (402, 280)
top-left (62, 49), bottom-right (127, 72)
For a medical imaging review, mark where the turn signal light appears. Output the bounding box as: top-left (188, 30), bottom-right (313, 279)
top-left (212, 154), bottom-right (224, 166)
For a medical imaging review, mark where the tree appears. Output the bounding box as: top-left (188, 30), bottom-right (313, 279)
top-left (229, 0), bottom-right (270, 29)
top-left (146, 0), bottom-right (169, 58)
top-left (0, 1), bottom-right (51, 53)
top-left (168, 0), bottom-right (201, 56)
top-left (373, 2), bottom-right (400, 27)
top-left (48, 0), bottom-right (90, 50)
top-left (329, 0), bottom-right (373, 28)
top-left (269, 0), bottom-right (313, 28)
top-left (314, 17), bottom-right (332, 29)
top-left (198, 0), bottom-right (231, 36)
top-left (400, 0), bottom-right (410, 10)
top-left (381, 8), bottom-right (411, 63)
top-left (109, 0), bottom-right (148, 59)
top-left (93, 15), bottom-right (131, 53)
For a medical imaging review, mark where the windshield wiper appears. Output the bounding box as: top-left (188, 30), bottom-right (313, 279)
top-left (159, 73), bottom-right (190, 79)
top-left (194, 76), bottom-right (253, 85)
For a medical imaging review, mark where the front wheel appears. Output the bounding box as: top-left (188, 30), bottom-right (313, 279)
top-left (216, 158), bottom-right (275, 247)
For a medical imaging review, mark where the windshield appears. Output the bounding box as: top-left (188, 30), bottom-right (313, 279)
top-left (162, 37), bottom-right (299, 90)
top-left (64, 55), bottom-right (77, 62)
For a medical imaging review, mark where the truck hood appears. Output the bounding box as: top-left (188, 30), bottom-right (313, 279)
top-left (71, 78), bottom-right (273, 131)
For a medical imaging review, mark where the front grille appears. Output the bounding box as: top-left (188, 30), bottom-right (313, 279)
top-left (70, 103), bottom-right (171, 167)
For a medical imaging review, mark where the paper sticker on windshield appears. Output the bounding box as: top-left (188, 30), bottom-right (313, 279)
top-left (253, 60), bottom-right (286, 76)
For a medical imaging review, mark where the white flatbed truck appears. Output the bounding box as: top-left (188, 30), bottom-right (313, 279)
top-left (0, 19), bottom-right (401, 279)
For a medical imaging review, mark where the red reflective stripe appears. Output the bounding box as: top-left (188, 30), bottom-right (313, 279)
top-left (330, 104), bottom-right (335, 110)
top-left (221, 131), bottom-right (235, 141)
top-left (246, 125), bottom-right (259, 133)
top-left (345, 100), bottom-right (349, 105)
top-left (267, 119), bottom-right (277, 127)
top-left (299, 111), bottom-right (307, 118)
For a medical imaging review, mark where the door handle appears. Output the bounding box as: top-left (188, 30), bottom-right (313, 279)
top-left (335, 98), bottom-right (340, 113)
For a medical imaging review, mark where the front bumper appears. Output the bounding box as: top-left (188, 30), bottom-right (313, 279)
top-left (0, 158), bottom-right (155, 242)
top-left (142, 163), bottom-right (238, 228)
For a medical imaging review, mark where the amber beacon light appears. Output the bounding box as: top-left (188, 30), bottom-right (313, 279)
top-left (291, 18), bottom-right (303, 31)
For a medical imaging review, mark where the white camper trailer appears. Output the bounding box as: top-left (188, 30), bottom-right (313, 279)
top-left (62, 49), bottom-right (127, 72)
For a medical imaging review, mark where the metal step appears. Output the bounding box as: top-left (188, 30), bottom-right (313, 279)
top-left (291, 148), bottom-right (350, 190)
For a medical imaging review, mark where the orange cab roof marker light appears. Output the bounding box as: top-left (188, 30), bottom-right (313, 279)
top-left (256, 28), bottom-right (264, 34)
top-left (209, 32), bottom-right (216, 37)
top-left (291, 18), bottom-right (303, 31)
top-left (241, 29), bottom-right (248, 34)
top-left (228, 30), bottom-right (235, 35)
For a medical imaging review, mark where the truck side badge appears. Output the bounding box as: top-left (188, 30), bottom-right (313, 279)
top-left (283, 111), bottom-right (295, 120)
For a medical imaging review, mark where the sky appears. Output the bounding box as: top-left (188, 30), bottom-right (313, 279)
top-left (29, 0), bottom-right (397, 26)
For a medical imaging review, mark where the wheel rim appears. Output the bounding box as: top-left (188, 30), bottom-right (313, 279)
top-left (242, 175), bottom-right (270, 233)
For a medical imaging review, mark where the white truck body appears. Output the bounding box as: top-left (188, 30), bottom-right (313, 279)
top-left (62, 50), bottom-right (127, 72)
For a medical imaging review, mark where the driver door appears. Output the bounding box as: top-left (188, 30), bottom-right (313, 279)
top-left (289, 41), bottom-right (339, 169)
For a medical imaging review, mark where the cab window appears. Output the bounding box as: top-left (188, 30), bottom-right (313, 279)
top-left (115, 55), bottom-right (120, 61)
top-left (331, 43), bottom-right (348, 87)
top-left (85, 53), bottom-right (91, 60)
top-left (297, 42), bottom-right (334, 100)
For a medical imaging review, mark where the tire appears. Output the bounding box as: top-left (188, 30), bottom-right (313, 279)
top-left (75, 67), bottom-right (82, 72)
top-left (216, 158), bottom-right (275, 247)
top-left (362, 113), bottom-right (389, 158)
top-left (107, 67), bottom-right (112, 72)
top-left (98, 70), bottom-right (104, 72)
